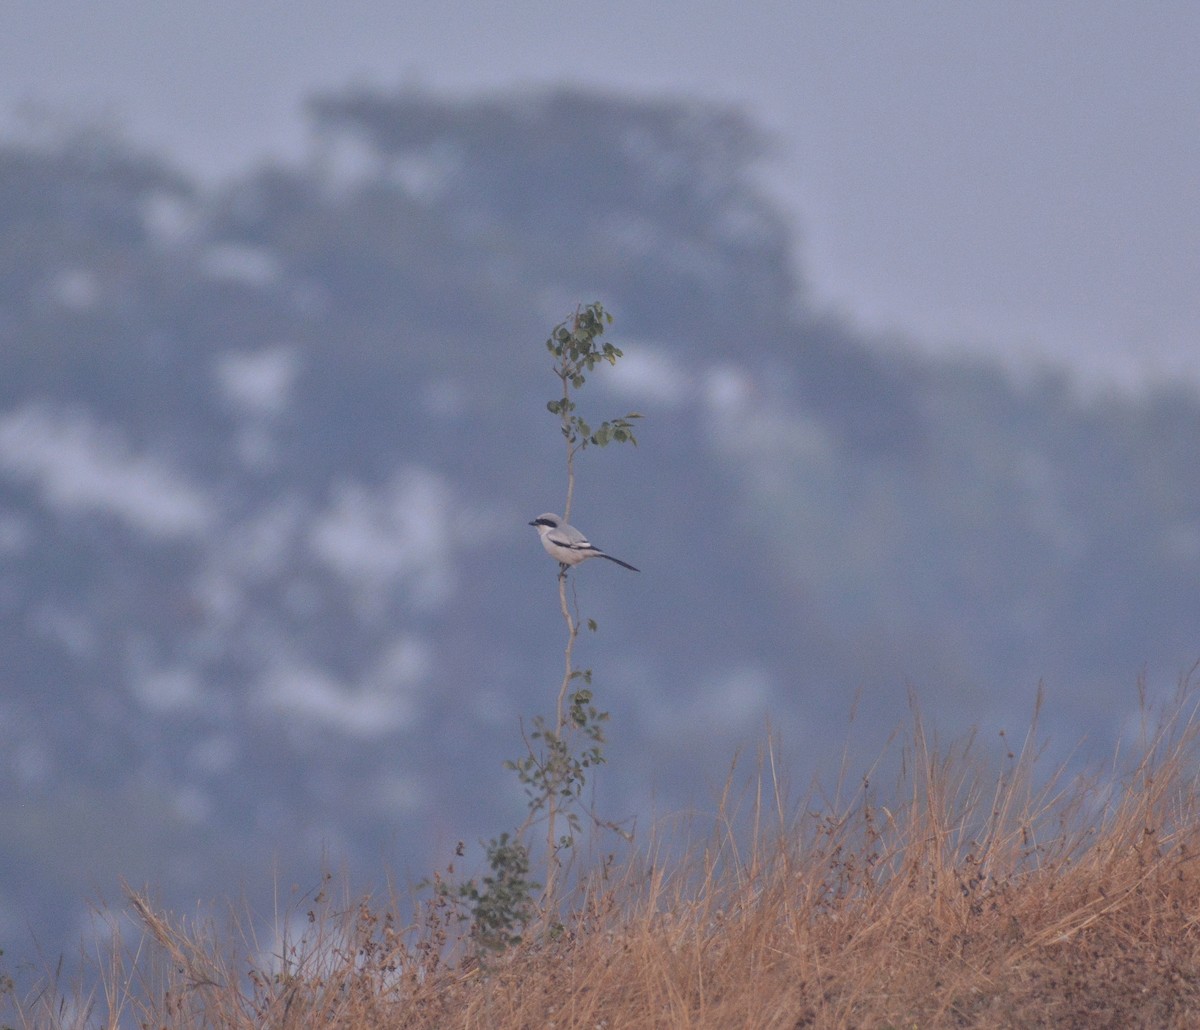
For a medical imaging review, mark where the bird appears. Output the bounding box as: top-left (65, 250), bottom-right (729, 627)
top-left (528, 513), bottom-right (639, 573)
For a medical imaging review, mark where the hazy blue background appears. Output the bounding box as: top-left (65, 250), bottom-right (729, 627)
top-left (1, 0), bottom-right (1198, 996)
top-left (3, 1), bottom-right (1197, 387)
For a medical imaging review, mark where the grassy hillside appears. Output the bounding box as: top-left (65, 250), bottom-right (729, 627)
top-left (8, 678), bottom-right (1200, 1029)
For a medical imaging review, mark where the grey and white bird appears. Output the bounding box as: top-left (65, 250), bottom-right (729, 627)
top-left (528, 513), bottom-right (639, 572)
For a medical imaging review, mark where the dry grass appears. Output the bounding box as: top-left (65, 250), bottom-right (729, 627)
top-left (9, 680), bottom-right (1200, 1029)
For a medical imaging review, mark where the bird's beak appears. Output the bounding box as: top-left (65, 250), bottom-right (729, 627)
top-left (528, 520), bottom-right (537, 526)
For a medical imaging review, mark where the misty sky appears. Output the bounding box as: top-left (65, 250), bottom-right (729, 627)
top-left (3, 1), bottom-right (1197, 389)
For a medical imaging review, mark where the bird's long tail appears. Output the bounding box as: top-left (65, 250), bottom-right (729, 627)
top-left (600, 554), bottom-right (640, 572)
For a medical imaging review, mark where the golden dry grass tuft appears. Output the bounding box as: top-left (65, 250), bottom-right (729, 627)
top-left (9, 681), bottom-right (1200, 1028)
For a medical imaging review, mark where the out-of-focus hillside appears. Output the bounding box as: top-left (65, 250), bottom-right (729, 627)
top-left (1, 87), bottom-right (1197, 961)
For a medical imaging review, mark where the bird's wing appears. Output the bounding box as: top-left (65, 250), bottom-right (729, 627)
top-left (548, 528), bottom-right (600, 554)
